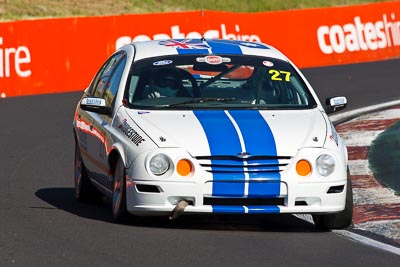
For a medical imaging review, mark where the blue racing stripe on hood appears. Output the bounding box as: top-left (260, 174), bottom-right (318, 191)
top-left (228, 110), bottom-right (277, 156)
top-left (229, 110), bottom-right (281, 197)
top-left (193, 110), bottom-right (245, 197)
top-left (194, 110), bottom-right (281, 214)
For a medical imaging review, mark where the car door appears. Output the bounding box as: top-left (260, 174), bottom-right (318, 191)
top-left (80, 52), bottom-right (127, 190)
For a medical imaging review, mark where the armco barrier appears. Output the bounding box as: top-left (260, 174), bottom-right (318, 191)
top-left (0, 1), bottom-right (399, 97)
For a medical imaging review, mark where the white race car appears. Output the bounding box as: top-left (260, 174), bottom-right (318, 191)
top-left (73, 38), bottom-right (352, 229)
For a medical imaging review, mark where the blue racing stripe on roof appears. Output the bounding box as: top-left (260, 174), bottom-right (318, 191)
top-left (207, 40), bottom-right (243, 55)
top-left (158, 39), bottom-right (270, 56)
top-left (210, 39), bottom-right (270, 50)
top-left (228, 110), bottom-right (281, 197)
top-left (193, 110), bottom-right (245, 197)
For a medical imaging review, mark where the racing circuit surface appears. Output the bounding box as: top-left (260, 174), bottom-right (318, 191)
top-left (1, 59), bottom-right (400, 266)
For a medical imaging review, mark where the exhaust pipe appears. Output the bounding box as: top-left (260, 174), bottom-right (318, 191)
top-left (169, 200), bottom-right (189, 220)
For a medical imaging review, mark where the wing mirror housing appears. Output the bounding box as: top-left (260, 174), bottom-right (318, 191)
top-left (325, 96), bottom-right (347, 114)
top-left (80, 97), bottom-right (112, 115)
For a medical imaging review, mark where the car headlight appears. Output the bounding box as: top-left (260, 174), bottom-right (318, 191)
top-left (316, 154), bottom-right (335, 177)
top-left (149, 153), bottom-right (170, 176)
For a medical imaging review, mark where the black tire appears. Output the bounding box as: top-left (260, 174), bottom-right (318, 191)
top-left (112, 157), bottom-right (129, 222)
top-left (74, 142), bottom-right (102, 202)
top-left (313, 169), bottom-right (353, 230)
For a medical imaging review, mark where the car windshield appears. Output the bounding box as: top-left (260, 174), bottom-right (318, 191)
top-left (125, 55), bottom-right (317, 110)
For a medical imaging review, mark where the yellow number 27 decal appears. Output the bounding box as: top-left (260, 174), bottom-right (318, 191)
top-left (268, 70), bottom-right (291, 82)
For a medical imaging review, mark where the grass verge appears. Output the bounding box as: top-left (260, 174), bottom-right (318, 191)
top-left (369, 121), bottom-right (400, 195)
top-left (0, 0), bottom-right (394, 21)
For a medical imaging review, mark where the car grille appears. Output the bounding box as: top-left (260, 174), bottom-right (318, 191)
top-left (195, 155), bottom-right (291, 175)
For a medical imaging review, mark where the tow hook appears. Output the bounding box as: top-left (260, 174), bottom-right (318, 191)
top-left (169, 200), bottom-right (189, 220)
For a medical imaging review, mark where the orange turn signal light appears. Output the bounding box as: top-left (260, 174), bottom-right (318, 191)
top-left (176, 159), bottom-right (193, 176)
top-left (296, 160), bottom-right (312, 176)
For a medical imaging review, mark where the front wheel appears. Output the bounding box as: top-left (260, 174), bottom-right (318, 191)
top-left (112, 157), bottom-right (129, 222)
top-left (313, 170), bottom-right (353, 230)
top-left (74, 142), bottom-right (102, 202)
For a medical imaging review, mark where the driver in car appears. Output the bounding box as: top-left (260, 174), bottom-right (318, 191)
top-left (147, 68), bottom-right (182, 98)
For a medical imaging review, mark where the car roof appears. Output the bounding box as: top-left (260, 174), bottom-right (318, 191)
top-left (130, 39), bottom-right (289, 62)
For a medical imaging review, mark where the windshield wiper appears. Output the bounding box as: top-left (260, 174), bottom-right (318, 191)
top-left (167, 97), bottom-right (236, 107)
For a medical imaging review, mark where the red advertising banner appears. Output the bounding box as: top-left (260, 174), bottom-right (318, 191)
top-left (0, 1), bottom-right (399, 97)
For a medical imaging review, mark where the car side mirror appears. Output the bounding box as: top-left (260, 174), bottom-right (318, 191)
top-left (80, 97), bottom-right (112, 115)
top-left (325, 96), bottom-right (347, 114)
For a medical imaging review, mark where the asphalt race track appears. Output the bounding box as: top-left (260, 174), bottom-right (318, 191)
top-left (1, 59), bottom-right (400, 266)
top-left (303, 58), bottom-right (400, 111)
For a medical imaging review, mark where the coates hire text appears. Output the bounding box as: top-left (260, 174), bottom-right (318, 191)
top-left (317, 13), bottom-right (400, 54)
top-left (115, 24), bottom-right (262, 49)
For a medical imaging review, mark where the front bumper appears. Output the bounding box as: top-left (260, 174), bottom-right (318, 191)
top-left (125, 177), bottom-right (348, 216)
top-left (125, 146), bottom-right (349, 216)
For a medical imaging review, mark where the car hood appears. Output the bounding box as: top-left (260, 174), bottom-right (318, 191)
top-left (125, 108), bottom-right (327, 157)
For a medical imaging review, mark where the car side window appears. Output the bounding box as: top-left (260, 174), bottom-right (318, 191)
top-left (88, 52), bottom-right (125, 98)
top-left (103, 56), bottom-right (127, 106)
